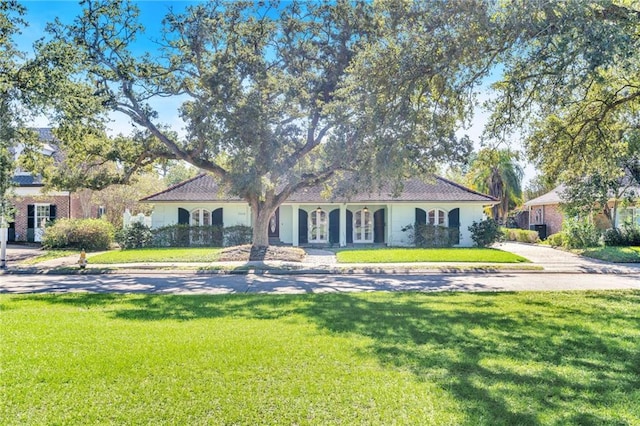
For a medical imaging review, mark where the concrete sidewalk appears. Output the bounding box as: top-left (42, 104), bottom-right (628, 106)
top-left (3, 242), bottom-right (640, 275)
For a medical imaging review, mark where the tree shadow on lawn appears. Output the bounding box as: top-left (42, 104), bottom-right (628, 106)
top-left (18, 291), bottom-right (640, 425)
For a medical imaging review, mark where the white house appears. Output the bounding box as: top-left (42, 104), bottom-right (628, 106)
top-left (141, 173), bottom-right (498, 247)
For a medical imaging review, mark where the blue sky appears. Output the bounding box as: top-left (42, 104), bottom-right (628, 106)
top-left (17, 1), bottom-right (535, 183)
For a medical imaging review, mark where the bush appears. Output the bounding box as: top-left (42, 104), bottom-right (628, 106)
top-left (602, 228), bottom-right (625, 247)
top-left (402, 223), bottom-right (459, 248)
top-left (545, 232), bottom-right (565, 247)
top-left (116, 222), bottom-right (154, 249)
top-left (152, 224), bottom-right (223, 247)
top-left (42, 218), bottom-right (114, 251)
top-left (223, 225), bottom-right (253, 247)
top-left (562, 218), bottom-right (601, 249)
top-left (502, 228), bottom-right (540, 243)
top-left (468, 219), bottom-right (503, 248)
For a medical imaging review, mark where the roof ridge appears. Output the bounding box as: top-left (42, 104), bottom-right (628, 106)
top-left (139, 172), bottom-right (208, 202)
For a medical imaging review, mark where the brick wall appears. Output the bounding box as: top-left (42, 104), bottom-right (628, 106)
top-left (11, 195), bottom-right (71, 242)
top-left (543, 204), bottom-right (564, 236)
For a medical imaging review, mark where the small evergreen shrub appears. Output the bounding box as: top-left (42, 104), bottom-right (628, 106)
top-left (602, 228), bottom-right (625, 247)
top-left (223, 225), bottom-right (253, 247)
top-left (502, 228), bottom-right (540, 243)
top-left (562, 218), bottom-right (601, 249)
top-left (468, 219), bottom-right (503, 248)
top-left (116, 222), bottom-right (154, 249)
top-left (402, 224), bottom-right (459, 248)
top-left (42, 218), bottom-right (114, 251)
top-left (545, 232), bottom-right (565, 247)
top-left (152, 224), bottom-right (223, 247)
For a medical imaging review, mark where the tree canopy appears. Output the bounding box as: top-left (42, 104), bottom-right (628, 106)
top-left (33, 0), bottom-right (497, 247)
top-left (488, 1), bottom-right (640, 189)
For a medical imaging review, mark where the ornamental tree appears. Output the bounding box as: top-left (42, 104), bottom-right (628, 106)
top-left (36, 0), bottom-right (498, 248)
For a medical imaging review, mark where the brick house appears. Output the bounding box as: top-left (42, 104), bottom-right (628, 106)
top-left (523, 186), bottom-right (565, 239)
top-left (8, 128), bottom-right (103, 243)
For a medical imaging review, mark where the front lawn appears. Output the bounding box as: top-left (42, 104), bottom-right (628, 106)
top-left (577, 246), bottom-right (640, 263)
top-left (1, 291), bottom-right (638, 425)
top-left (19, 249), bottom-right (80, 265)
top-left (88, 247), bottom-right (223, 263)
top-left (336, 247), bottom-right (528, 263)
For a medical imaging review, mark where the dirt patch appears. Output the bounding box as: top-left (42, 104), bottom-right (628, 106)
top-left (218, 245), bottom-right (306, 262)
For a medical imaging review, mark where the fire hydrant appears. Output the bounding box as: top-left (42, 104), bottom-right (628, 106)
top-left (78, 249), bottom-right (87, 269)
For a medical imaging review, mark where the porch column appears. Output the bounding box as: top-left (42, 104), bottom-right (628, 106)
top-left (292, 204), bottom-right (299, 246)
top-left (386, 204), bottom-right (392, 245)
top-left (339, 204), bottom-right (347, 247)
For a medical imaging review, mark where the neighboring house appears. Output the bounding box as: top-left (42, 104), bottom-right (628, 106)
top-left (523, 184), bottom-right (640, 239)
top-left (8, 128), bottom-right (103, 243)
top-left (523, 185), bottom-right (565, 239)
top-left (141, 173), bottom-right (498, 247)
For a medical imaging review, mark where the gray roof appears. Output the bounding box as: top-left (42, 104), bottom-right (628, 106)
top-left (524, 185), bottom-right (565, 207)
top-left (12, 175), bottom-right (44, 186)
top-left (142, 173), bottom-right (498, 204)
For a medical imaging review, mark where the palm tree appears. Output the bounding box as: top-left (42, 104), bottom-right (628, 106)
top-left (466, 149), bottom-right (523, 223)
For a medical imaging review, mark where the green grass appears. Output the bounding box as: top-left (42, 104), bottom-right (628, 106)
top-left (577, 246), bottom-right (640, 263)
top-left (2, 291), bottom-right (638, 425)
top-left (87, 247), bottom-right (223, 263)
top-left (19, 249), bottom-right (81, 265)
top-left (336, 247), bottom-right (529, 263)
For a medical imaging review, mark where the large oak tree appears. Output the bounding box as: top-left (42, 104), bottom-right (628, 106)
top-left (36, 0), bottom-right (499, 248)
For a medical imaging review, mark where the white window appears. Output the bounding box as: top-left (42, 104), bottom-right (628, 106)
top-left (428, 209), bottom-right (446, 226)
top-left (309, 209), bottom-right (327, 243)
top-left (353, 209), bottom-right (373, 243)
top-left (190, 209), bottom-right (211, 226)
top-left (36, 204), bottom-right (51, 229)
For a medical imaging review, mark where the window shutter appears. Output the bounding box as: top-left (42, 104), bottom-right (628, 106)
top-left (415, 208), bottom-right (426, 225)
top-left (178, 208), bottom-right (190, 224)
top-left (27, 204), bottom-right (35, 228)
top-left (49, 205), bottom-right (57, 221)
top-left (212, 208), bottom-right (223, 226)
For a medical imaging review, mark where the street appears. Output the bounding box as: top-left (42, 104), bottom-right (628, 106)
top-left (1, 271), bottom-right (639, 294)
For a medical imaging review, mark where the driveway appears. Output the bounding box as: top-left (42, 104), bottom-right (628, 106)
top-left (496, 242), bottom-right (640, 273)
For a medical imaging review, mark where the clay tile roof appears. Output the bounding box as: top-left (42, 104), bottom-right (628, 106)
top-left (141, 173), bottom-right (498, 204)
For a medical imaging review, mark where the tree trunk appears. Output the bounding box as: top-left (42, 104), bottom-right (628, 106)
top-left (249, 197), bottom-right (279, 260)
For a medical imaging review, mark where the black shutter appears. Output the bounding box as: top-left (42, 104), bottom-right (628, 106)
top-left (49, 205), bottom-right (57, 221)
top-left (448, 208), bottom-right (460, 245)
top-left (178, 208), bottom-right (190, 224)
top-left (415, 208), bottom-right (427, 225)
top-left (298, 209), bottom-right (308, 244)
top-left (27, 204), bottom-right (35, 229)
top-left (448, 208), bottom-right (460, 228)
top-left (212, 208), bottom-right (223, 226)
top-left (346, 210), bottom-right (353, 244)
top-left (329, 209), bottom-right (340, 244)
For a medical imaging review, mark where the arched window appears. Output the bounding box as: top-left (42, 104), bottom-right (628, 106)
top-left (190, 209), bottom-right (211, 226)
top-left (309, 208), bottom-right (327, 243)
top-left (428, 209), bottom-right (446, 226)
top-left (353, 209), bottom-right (373, 243)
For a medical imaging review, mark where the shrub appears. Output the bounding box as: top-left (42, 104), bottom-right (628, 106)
top-left (402, 224), bottom-right (459, 248)
top-left (42, 218), bottom-right (114, 251)
top-left (545, 232), bottom-right (565, 247)
top-left (152, 224), bottom-right (223, 247)
top-left (602, 228), bottom-right (625, 247)
top-left (502, 228), bottom-right (539, 243)
top-left (223, 225), bottom-right (253, 247)
top-left (468, 219), bottom-right (503, 248)
top-left (116, 222), bottom-right (154, 249)
top-left (562, 218), bottom-right (601, 249)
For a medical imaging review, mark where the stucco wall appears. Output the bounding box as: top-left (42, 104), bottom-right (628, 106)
top-left (151, 203), bottom-right (250, 229)
top-left (149, 201), bottom-right (490, 247)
